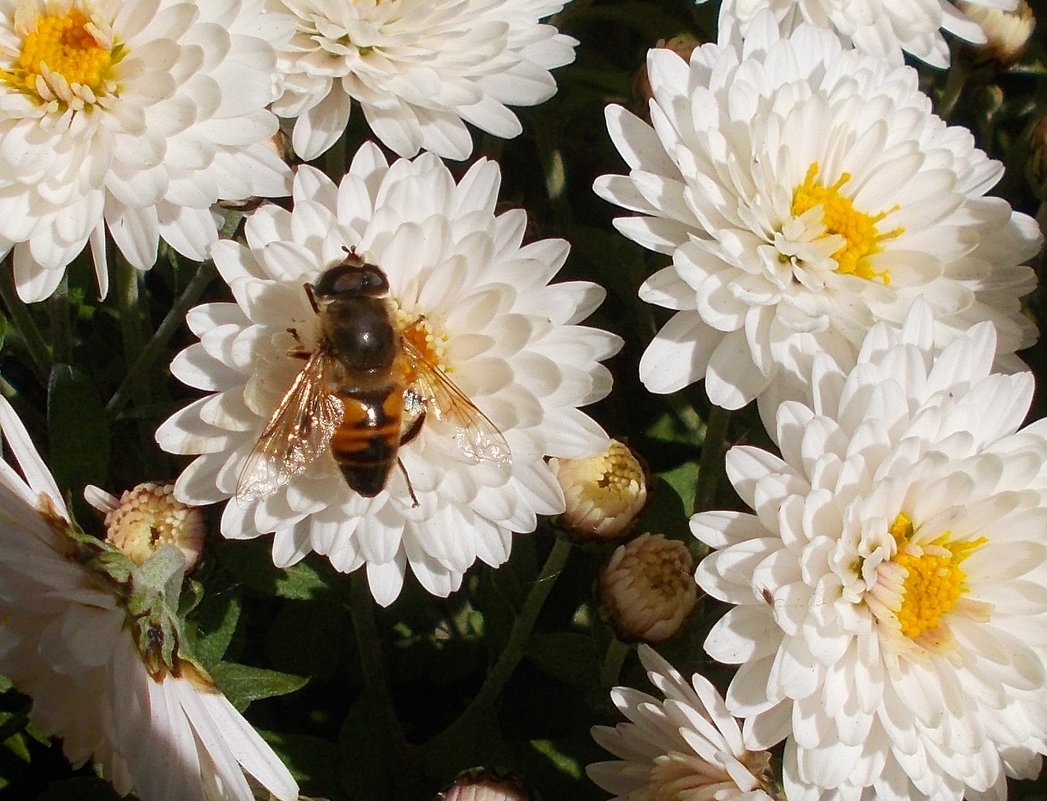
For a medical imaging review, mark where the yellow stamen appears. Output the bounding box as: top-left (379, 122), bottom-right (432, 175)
top-left (394, 309), bottom-right (450, 376)
top-left (888, 513), bottom-right (986, 640)
top-left (791, 163), bottom-right (903, 284)
top-left (1, 7), bottom-right (121, 105)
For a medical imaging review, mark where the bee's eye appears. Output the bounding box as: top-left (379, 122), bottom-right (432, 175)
top-left (315, 260), bottom-right (390, 298)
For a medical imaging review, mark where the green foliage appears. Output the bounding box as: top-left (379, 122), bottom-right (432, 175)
top-left (46, 365), bottom-right (110, 493)
top-left (209, 663), bottom-right (309, 713)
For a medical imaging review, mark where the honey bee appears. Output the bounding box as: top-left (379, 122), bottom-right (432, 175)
top-left (235, 250), bottom-right (512, 504)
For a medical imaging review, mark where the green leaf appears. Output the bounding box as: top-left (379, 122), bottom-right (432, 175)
top-left (187, 590), bottom-right (242, 670)
top-left (35, 776), bottom-right (122, 801)
top-left (270, 559), bottom-right (350, 601)
top-left (3, 732), bottom-right (30, 764)
top-left (46, 364), bottom-right (110, 492)
top-left (637, 472), bottom-right (695, 539)
top-left (209, 663), bottom-right (307, 712)
top-left (211, 540), bottom-right (351, 603)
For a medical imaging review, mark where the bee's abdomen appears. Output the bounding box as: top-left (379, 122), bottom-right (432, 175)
top-left (329, 385), bottom-right (405, 497)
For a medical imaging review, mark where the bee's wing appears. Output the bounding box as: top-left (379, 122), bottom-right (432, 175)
top-left (402, 339), bottom-right (512, 465)
top-left (235, 350), bottom-right (344, 503)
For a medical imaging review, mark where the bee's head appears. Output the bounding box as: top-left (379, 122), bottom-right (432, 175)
top-left (311, 251), bottom-right (390, 300)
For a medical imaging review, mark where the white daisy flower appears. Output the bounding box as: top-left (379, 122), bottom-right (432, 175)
top-left (692, 301), bottom-right (1047, 801)
top-left (0, 396), bottom-right (299, 801)
top-left (706, 0), bottom-right (1005, 68)
top-left (0, 0), bottom-right (294, 302)
top-left (594, 13), bottom-right (1040, 425)
top-left (588, 644), bottom-right (775, 801)
top-left (268, 0), bottom-right (577, 162)
top-left (156, 143), bottom-right (621, 606)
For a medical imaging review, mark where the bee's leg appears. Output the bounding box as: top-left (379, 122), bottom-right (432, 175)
top-left (397, 459), bottom-right (419, 508)
top-left (286, 327), bottom-right (310, 360)
top-left (399, 409), bottom-right (426, 446)
top-left (304, 282), bottom-right (319, 313)
top-left (398, 410), bottom-right (426, 508)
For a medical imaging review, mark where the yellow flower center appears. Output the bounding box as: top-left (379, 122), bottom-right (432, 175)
top-left (394, 309), bottom-right (450, 376)
top-left (1, 6), bottom-right (121, 106)
top-left (791, 163), bottom-right (903, 284)
top-left (889, 513), bottom-right (986, 640)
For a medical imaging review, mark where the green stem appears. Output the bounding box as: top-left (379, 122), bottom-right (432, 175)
top-left (0, 260), bottom-right (51, 383)
top-left (693, 405), bottom-right (731, 514)
top-left (665, 391), bottom-right (703, 440)
top-left (937, 56), bottom-right (968, 121)
top-left (48, 273), bottom-right (72, 366)
top-left (107, 261), bottom-right (216, 415)
top-left (430, 536), bottom-right (573, 748)
top-left (347, 571), bottom-right (411, 763)
top-left (323, 131), bottom-right (347, 182)
top-left (114, 256), bottom-right (150, 407)
top-left (600, 637), bottom-right (630, 688)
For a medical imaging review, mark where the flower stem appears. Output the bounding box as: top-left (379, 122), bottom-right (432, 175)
top-left (600, 636), bottom-right (630, 688)
top-left (429, 536), bottom-right (573, 748)
top-left (0, 262), bottom-right (51, 383)
top-left (323, 131), bottom-right (347, 182)
top-left (114, 256), bottom-right (150, 409)
top-left (694, 405), bottom-right (731, 514)
top-left (48, 273), bottom-right (72, 366)
top-left (937, 54), bottom-right (968, 121)
top-left (107, 261), bottom-right (216, 415)
top-left (347, 570), bottom-right (412, 765)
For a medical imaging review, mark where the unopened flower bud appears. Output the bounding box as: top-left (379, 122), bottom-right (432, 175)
top-left (634, 35), bottom-right (701, 117)
top-left (552, 439), bottom-right (648, 541)
top-left (600, 533), bottom-right (698, 643)
top-left (1029, 113), bottom-right (1047, 196)
top-left (85, 482), bottom-right (205, 572)
top-left (435, 768), bottom-right (533, 801)
top-left (959, 0), bottom-right (1035, 65)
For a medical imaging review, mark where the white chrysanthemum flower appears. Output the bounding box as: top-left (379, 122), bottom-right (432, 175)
top-left (0, 396), bottom-right (298, 801)
top-left (704, 0), bottom-right (1006, 68)
top-left (595, 14), bottom-right (1040, 426)
top-left (0, 0), bottom-right (294, 302)
top-left (268, 0), bottom-right (577, 161)
top-left (588, 644), bottom-right (775, 801)
top-left (156, 143), bottom-right (621, 606)
top-left (692, 301), bottom-right (1047, 801)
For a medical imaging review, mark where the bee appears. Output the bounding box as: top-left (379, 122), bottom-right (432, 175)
top-left (235, 250), bottom-right (512, 504)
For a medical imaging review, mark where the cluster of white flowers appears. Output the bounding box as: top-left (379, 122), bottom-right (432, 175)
top-left (0, 0), bottom-right (607, 797)
top-left (0, 0), bottom-right (577, 300)
top-left (590, 2), bottom-right (1047, 801)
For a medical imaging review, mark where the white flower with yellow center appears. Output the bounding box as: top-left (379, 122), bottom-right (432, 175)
top-left (156, 143), bottom-right (620, 606)
top-left (595, 13), bottom-right (1040, 424)
top-left (705, 0), bottom-right (1008, 67)
top-left (0, 396), bottom-right (298, 801)
top-left (692, 301), bottom-right (1047, 801)
top-left (268, 0), bottom-right (577, 161)
top-left (0, 0), bottom-right (293, 302)
top-left (588, 644), bottom-right (775, 801)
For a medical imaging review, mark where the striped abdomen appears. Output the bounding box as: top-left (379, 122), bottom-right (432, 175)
top-left (328, 382), bottom-right (406, 497)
